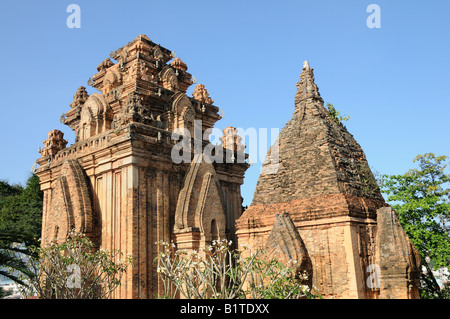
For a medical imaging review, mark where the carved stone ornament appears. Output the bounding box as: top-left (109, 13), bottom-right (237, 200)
top-left (39, 130), bottom-right (68, 157)
top-left (70, 86), bottom-right (89, 109)
top-left (97, 58), bottom-right (115, 72)
top-left (102, 67), bottom-right (122, 94)
top-left (170, 57), bottom-right (188, 72)
top-left (193, 84), bottom-right (214, 104)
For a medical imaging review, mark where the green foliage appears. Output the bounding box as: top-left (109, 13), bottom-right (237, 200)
top-left (0, 174), bottom-right (43, 246)
top-left (0, 173), bottom-right (43, 285)
top-left (326, 103), bottom-right (350, 128)
top-left (380, 153), bottom-right (450, 298)
top-left (155, 240), bottom-right (320, 299)
top-left (247, 256), bottom-right (316, 299)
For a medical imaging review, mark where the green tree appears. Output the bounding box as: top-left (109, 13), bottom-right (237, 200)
top-left (380, 153), bottom-right (450, 298)
top-left (0, 173), bottom-right (43, 285)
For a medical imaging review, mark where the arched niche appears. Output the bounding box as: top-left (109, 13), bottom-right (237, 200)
top-left (174, 154), bottom-right (227, 249)
top-left (102, 66), bottom-right (122, 94)
top-left (78, 93), bottom-right (113, 140)
top-left (45, 160), bottom-right (95, 244)
top-left (171, 92), bottom-right (195, 137)
top-left (159, 66), bottom-right (179, 92)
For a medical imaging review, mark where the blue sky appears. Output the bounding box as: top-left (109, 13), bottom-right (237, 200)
top-left (0, 1), bottom-right (448, 207)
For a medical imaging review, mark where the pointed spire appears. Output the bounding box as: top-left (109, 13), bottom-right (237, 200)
top-left (295, 60), bottom-right (322, 105)
top-left (242, 62), bottom-right (385, 207)
top-left (303, 60), bottom-right (310, 70)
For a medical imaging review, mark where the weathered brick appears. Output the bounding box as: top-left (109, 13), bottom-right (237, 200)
top-left (36, 35), bottom-right (248, 299)
top-left (236, 62), bottom-right (421, 299)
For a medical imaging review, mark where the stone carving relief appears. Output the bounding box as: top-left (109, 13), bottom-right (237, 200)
top-left (126, 60), bottom-right (153, 83)
top-left (138, 61), bottom-right (152, 82)
top-left (111, 91), bottom-right (162, 129)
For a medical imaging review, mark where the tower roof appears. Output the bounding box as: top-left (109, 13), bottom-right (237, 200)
top-left (238, 63), bottom-right (386, 227)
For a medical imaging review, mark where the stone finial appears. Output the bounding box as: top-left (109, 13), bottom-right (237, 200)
top-left (220, 127), bottom-right (245, 152)
top-left (69, 86), bottom-right (89, 109)
top-left (303, 60), bottom-right (310, 70)
top-left (39, 130), bottom-right (68, 157)
top-left (192, 84), bottom-right (214, 104)
top-left (170, 57), bottom-right (188, 72)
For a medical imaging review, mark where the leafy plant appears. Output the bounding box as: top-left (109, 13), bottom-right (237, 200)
top-left (20, 230), bottom-right (133, 299)
top-left (326, 103), bottom-right (350, 128)
top-left (0, 174), bottom-right (43, 285)
top-left (155, 239), bottom-right (319, 299)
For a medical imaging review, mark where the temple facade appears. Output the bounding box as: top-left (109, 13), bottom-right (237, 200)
top-left (36, 35), bottom-right (421, 299)
top-left (35, 35), bottom-right (248, 299)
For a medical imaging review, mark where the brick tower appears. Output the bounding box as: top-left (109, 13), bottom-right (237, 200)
top-left (36, 35), bottom-right (248, 298)
top-left (236, 61), bottom-right (421, 299)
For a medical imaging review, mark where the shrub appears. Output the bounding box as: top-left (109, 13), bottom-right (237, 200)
top-left (155, 239), bottom-right (319, 299)
top-left (20, 230), bottom-right (132, 299)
